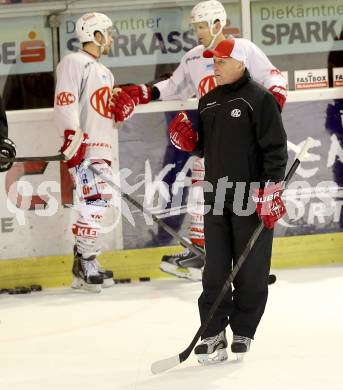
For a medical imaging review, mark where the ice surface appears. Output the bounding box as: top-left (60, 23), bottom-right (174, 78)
top-left (0, 266), bottom-right (342, 390)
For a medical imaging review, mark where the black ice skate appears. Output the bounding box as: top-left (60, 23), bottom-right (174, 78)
top-left (71, 250), bottom-right (103, 293)
top-left (231, 335), bottom-right (251, 360)
top-left (194, 330), bottom-right (228, 365)
top-left (94, 259), bottom-right (114, 287)
top-left (73, 246), bottom-right (114, 288)
top-left (160, 245), bottom-right (204, 281)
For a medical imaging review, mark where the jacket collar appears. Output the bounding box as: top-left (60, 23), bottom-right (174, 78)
top-left (221, 68), bottom-right (251, 92)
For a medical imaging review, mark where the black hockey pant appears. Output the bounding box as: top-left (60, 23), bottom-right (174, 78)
top-left (198, 204), bottom-right (273, 340)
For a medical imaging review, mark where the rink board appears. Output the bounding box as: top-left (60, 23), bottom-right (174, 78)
top-left (0, 232), bottom-right (342, 289)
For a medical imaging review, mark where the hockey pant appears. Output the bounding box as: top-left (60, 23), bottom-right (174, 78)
top-left (70, 160), bottom-right (113, 259)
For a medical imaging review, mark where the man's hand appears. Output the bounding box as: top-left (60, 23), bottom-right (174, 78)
top-left (109, 88), bottom-right (135, 123)
top-left (121, 84), bottom-right (152, 105)
top-left (0, 137), bottom-right (16, 172)
top-left (168, 112), bottom-right (198, 152)
top-left (60, 129), bottom-right (88, 168)
top-left (252, 183), bottom-right (286, 229)
top-left (269, 85), bottom-right (287, 111)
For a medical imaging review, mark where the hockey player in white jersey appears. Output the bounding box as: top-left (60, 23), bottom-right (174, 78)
top-left (54, 13), bottom-right (136, 292)
top-left (122, 0), bottom-right (287, 281)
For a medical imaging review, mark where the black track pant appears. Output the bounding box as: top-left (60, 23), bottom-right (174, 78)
top-left (198, 204), bottom-right (273, 339)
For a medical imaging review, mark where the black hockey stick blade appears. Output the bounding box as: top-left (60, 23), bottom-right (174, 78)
top-left (150, 137), bottom-right (315, 374)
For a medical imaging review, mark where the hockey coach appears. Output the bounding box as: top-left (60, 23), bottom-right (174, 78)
top-left (168, 38), bottom-right (288, 363)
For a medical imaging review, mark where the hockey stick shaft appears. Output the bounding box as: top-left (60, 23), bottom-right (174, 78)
top-left (151, 136), bottom-right (315, 374)
top-left (5, 140), bottom-right (297, 163)
top-left (89, 164), bottom-right (277, 285)
top-left (0, 154), bottom-right (64, 163)
top-left (88, 163), bottom-right (206, 259)
top-left (3, 153), bottom-right (277, 284)
top-left (3, 152), bottom-right (204, 256)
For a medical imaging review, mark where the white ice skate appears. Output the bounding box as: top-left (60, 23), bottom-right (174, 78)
top-left (71, 252), bottom-right (103, 293)
top-left (231, 335), bottom-right (251, 361)
top-left (194, 330), bottom-right (228, 365)
top-left (160, 246), bottom-right (204, 281)
top-left (73, 246), bottom-right (114, 288)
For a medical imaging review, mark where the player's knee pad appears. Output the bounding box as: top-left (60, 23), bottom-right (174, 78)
top-left (192, 157), bottom-right (205, 183)
top-left (71, 160), bottom-right (113, 203)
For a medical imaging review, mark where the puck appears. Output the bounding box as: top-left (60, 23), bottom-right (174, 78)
top-left (268, 274), bottom-right (277, 285)
top-left (139, 277), bottom-right (150, 282)
top-left (17, 287), bottom-right (32, 294)
top-left (119, 278), bottom-right (131, 284)
top-left (15, 286), bottom-right (31, 294)
top-left (30, 284), bottom-right (42, 292)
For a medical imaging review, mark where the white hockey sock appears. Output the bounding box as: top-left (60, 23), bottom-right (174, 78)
top-left (72, 202), bottom-right (107, 258)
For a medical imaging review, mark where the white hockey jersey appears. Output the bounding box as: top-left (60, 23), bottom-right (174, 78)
top-left (54, 50), bottom-right (115, 162)
top-left (155, 38), bottom-right (287, 100)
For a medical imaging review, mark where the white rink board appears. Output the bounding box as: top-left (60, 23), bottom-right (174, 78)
top-left (0, 110), bottom-right (123, 259)
top-left (2, 87), bottom-right (342, 259)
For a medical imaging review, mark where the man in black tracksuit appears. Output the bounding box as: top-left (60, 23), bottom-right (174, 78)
top-left (0, 95), bottom-right (16, 172)
top-left (168, 39), bottom-right (288, 364)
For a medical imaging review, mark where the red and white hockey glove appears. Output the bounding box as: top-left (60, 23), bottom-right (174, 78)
top-left (109, 88), bottom-right (135, 123)
top-left (168, 112), bottom-right (198, 152)
top-left (60, 129), bottom-right (89, 168)
top-left (252, 183), bottom-right (286, 229)
top-left (269, 85), bottom-right (287, 111)
top-left (121, 84), bottom-right (152, 105)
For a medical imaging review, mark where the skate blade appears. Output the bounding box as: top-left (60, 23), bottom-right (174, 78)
top-left (102, 278), bottom-right (114, 288)
top-left (160, 263), bottom-right (202, 281)
top-left (197, 349), bottom-right (228, 365)
top-left (71, 276), bottom-right (102, 293)
top-left (235, 353), bottom-right (246, 361)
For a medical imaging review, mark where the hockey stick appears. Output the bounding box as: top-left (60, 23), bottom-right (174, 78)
top-left (0, 141), bottom-right (297, 164)
top-left (150, 136), bottom-right (315, 374)
top-left (0, 151), bottom-right (223, 265)
top-left (88, 163), bottom-right (277, 285)
top-left (0, 154), bottom-right (64, 163)
top-left (88, 163), bottom-right (206, 255)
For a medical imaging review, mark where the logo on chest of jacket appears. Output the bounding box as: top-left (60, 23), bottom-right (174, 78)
top-left (90, 86), bottom-right (112, 119)
top-left (198, 75), bottom-right (217, 97)
top-left (231, 109), bottom-right (241, 118)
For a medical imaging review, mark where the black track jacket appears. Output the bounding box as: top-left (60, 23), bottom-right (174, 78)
top-left (194, 69), bottom-right (288, 204)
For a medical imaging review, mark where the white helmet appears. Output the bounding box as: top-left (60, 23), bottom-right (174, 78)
top-left (76, 12), bottom-right (113, 47)
top-left (190, 0), bottom-right (227, 30)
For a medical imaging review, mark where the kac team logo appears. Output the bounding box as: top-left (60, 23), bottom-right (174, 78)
top-left (56, 92), bottom-right (76, 106)
top-left (90, 87), bottom-right (112, 119)
top-left (198, 75), bottom-right (217, 97)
